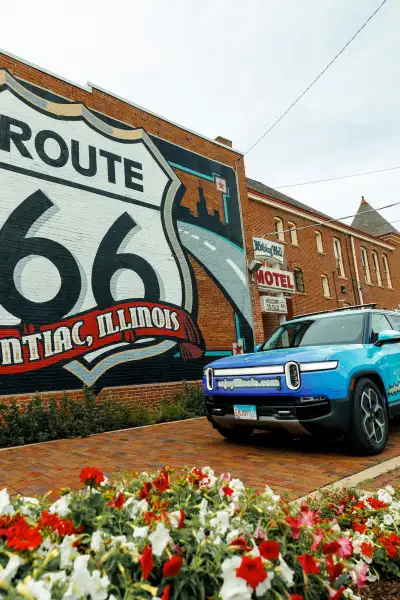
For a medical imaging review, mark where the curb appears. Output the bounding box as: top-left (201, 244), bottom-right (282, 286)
top-left (292, 453), bottom-right (400, 504)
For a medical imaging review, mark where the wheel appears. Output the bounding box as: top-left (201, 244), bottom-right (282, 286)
top-left (213, 422), bottom-right (254, 443)
top-left (345, 378), bottom-right (388, 455)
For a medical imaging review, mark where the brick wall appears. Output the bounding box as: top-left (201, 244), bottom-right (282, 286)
top-left (247, 188), bottom-right (400, 342)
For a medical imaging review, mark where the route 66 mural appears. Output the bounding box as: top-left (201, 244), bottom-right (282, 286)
top-left (0, 69), bottom-right (252, 394)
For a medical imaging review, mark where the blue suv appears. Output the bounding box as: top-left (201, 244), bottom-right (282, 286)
top-left (203, 306), bottom-right (400, 455)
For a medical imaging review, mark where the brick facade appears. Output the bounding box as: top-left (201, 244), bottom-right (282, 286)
top-left (247, 184), bottom-right (400, 342)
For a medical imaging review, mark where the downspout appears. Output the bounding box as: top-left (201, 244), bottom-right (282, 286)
top-left (345, 235), bottom-right (358, 305)
top-left (350, 235), bottom-right (363, 304)
top-left (332, 270), bottom-right (340, 307)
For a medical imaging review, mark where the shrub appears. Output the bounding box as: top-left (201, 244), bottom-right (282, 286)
top-left (174, 381), bottom-right (205, 417)
top-left (0, 465), bottom-right (389, 599)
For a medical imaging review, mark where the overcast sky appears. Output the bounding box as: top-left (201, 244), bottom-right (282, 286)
top-left (2, 0), bottom-right (399, 227)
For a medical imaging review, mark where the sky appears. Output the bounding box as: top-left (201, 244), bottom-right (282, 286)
top-left (2, 0), bottom-right (399, 228)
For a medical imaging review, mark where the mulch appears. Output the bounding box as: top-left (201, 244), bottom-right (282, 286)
top-left (357, 580), bottom-right (400, 599)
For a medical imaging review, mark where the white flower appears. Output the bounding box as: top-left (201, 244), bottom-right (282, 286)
top-left (229, 478), bottom-right (245, 499)
top-left (383, 513), bottom-right (394, 526)
top-left (210, 510), bottom-right (230, 534)
top-left (264, 485), bottom-right (280, 504)
top-left (90, 531), bottom-right (104, 552)
top-left (63, 555), bottom-right (91, 600)
top-left (20, 496), bottom-right (40, 517)
top-left (366, 517), bottom-right (377, 528)
top-left (87, 570), bottom-right (110, 600)
top-left (202, 467), bottom-right (217, 489)
top-left (0, 555), bottom-right (24, 583)
top-left (343, 589), bottom-right (361, 600)
top-left (377, 490), bottom-right (393, 505)
top-left (256, 572), bottom-right (274, 597)
top-left (60, 535), bottom-right (78, 569)
top-left (17, 577), bottom-right (51, 600)
top-left (99, 476), bottom-right (109, 487)
top-left (277, 554), bottom-right (294, 588)
top-left (199, 498), bottom-right (208, 525)
top-left (37, 538), bottom-right (56, 558)
top-left (133, 525), bottom-right (149, 538)
top-left (226, 530), bottom-right (241, 544)
top-left (42, 571), bottom-right (67, 589)
top-left (49, 494), bottom-right (71, 517)
top-left (148, 522), bottom-right (171, 557)
top-left (168, 510), bottom-right (182, 529)
top-left (195, 528), bottom-right (205, 542)
top-left (125, 497), bottom-right (148, 519)
top-left (0, 489), bottom-right (14, 516)
top-left (220, 557), bottom-right (251, 600)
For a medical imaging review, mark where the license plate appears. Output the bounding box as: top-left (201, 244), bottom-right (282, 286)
top-left (234, 405), bottom-right (257, 420)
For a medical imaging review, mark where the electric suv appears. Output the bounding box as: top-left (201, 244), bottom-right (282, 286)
top-left (203, 306), bottom-right (400, 455)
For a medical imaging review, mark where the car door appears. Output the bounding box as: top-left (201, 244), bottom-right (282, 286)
top-left (370, 313), bottom-right (400, 405)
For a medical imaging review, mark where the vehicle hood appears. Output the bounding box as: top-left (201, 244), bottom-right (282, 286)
top-left (205, 345), bottom-right (363, 369)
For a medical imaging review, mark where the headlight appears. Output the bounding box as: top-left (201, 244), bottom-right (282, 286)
top-left (204, 368), bottom-right (213, 391)
top-left (300, 361), bottom-right (338, 372)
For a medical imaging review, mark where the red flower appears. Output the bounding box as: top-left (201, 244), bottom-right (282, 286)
top-left (352, 521), bottom-right (367, 534)
top-left (297, 554), bottom-right (320, 575)
top-left (0, 515), bottom-right (43, 551)
top-left (336, 537), bottom-right (353, 559)
top-left (144, 512), bottom-right (161, 525)
top-left (325, 555), bottom-right (344, 583)
top-left (163, 555), bottom-right (183, 577)
top-left (140, 545), bottom-right (153, 579)
top-left (236, 556), bottom-right (267, 590)
top-left (329, 586), bottom-right (345, 600)
top-left (108, 492), bottom-right (125, 509)
top-left (38, 510), bottom-right (82, 537)
top-left (367, 497), bottom-right (387, 510)
top-left (360, 542), bottom-right (374, 558)
top-left (229, 537), bottom-right (252, 552)
top-left (161, 585), bottom-right (170, 600)
top-left (291, 596), bottom-right (304, 600)
top-left (222, 486), bottom-right (234, 497)
top-left (177, 509), bottom-right (186, 529)
top-left (79, 466), bottom-right (105, 487)
top-left (322, 541), bottom-right (341, 556)
top-left (285, 516), bottom-right (301, 539)
top-left (258, 540), bottom-right (280, 560)
top-left (139, 482), bottom-right (153, 500)
top-left (153, 468), bottom-right (170, 494)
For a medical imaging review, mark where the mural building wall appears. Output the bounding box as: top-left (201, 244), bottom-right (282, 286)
top-left (0, 55), bottom-right (254, 404)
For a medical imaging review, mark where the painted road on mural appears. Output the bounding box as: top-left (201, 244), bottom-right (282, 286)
top-left (177, 221), bottom-right (252, 326)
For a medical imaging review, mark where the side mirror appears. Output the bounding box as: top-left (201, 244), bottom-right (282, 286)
top-left (375, 330), bottom-right (400, 346)
top-left (254, 343), bottom-right (263, 352)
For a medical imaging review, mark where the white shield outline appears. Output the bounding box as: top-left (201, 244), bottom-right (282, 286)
top-left (0, 69), bottom-right (195, 385)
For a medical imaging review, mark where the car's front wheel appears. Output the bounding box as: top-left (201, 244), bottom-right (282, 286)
top-left (212, 422), bottom-right (254, 443)
top-left (345, 377), bottom-right (388, 455)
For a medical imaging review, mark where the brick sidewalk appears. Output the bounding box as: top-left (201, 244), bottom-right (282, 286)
top-left (1, 418), bottom-right (400, 500)
top-left (361, 467), bottom-right (400, 491)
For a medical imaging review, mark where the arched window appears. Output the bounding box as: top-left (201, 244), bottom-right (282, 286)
top-left (315, 230), bottom-right (324, 253)
top-left (361, 247), bottom-right (371, 284)
top-left (382, 254), bottom-right (392, 288)
top-left (333, 238), bottom-right (345, 278)
top-left (288, 222), bottom-right (298, 246)
top-left (294, 268), bottom-right (305, 293)
top-left (274, 217), bottom-right (285, 242)
top-left (321, 274), bottom-right (331, 298)
top-left (371, 251), bottom-right (382, 286)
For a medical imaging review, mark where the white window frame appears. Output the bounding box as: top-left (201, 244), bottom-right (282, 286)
top-left (333, 238), bottom-right (345, 278)
top-left (294, 267), bottom-right (305, 293)
top-left (274, 217), bottom-right (285, 242)
top-left (371, 251), bottom-right (382, 286)
top-left (321, 274), bottom-right (330, 298)
top-left (288, 221), bottom-right (298, 246)
top-left (315, 230), bottom-right (324, 253)
top-left (382, 254), bottom-right (393, 288)
top-left (361, 247), bottom-right (371, 284)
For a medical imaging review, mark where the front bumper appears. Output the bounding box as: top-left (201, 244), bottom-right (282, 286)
top-left (206, 394), bottom-right (350, 436)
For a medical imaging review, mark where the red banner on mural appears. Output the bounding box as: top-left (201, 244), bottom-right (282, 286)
top-left (0, 301), bottom-right (204, 374)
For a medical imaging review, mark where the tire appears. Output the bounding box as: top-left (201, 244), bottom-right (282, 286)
top-left (345, 377), bottom-right (388, 455)
top-left (213, 423), bottom-right (254, 443)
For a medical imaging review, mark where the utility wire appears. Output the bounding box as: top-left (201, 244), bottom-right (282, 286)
top-left (275, 165), bottom-right (400, 189)
top-left (262, 200), bottom-right (400, 237)
top-left (242, 0), bottom-right (388, 159)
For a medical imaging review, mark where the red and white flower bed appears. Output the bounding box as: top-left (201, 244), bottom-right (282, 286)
top-left (0, 466), bottom-right (397, 599)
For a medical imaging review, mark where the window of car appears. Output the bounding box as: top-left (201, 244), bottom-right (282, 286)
top-left (390, 314), bottom-right (400, 331)
top-left (370, 313), bottom-right (392, 343)
top-left (262, 313), bottom-right (365, 350)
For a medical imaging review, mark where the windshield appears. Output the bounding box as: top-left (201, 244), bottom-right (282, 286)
top-left (262, 313), bottom-right (365, 350)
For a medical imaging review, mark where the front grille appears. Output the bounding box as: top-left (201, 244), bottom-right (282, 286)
top-left (207, 395), bottom-right (330, 421)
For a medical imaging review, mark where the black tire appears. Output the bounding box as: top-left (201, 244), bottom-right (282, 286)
top-left (345, 377), bottom-right (388, 455)
top-left (213, 423), bottom-right (254, 443)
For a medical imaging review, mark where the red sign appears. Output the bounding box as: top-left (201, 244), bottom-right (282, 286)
top-left (256, 267), bottom-right (295, 293)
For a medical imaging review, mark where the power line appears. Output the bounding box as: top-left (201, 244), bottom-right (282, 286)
top-left (275, 165), bottom-right (400, 189)
top-left (262, 200), bottom-right (400, 237)
top-left (241, 0), bottom-right (388, 159)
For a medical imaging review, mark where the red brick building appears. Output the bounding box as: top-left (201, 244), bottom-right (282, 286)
top-left (247, 179), bottom-right (400, 342)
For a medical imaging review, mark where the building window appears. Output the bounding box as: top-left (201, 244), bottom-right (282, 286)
top-left (294, 268), bottom-right (305, 293)
top-left (333, 238), bottom-right (345, 278)
top-left (382, 254), bottom-right (393, 288)
top-left (371, 251), bottom-right (382, 286)
top-left (321, 274), bottom-right (330, 298)
top-left (274, 217), bottom-right (285, 242)
top-left (361, 247), bottom-right (371, 284)
top-left (288, 222), bottom-right (298, 246)
top-left (315, 230), bottom-right (324, 253)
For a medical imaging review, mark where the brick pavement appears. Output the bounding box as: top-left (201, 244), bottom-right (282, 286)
top-left (1, 418), bottom-right (400, 501)
top-left (361, 467), bottom-right (400, 491)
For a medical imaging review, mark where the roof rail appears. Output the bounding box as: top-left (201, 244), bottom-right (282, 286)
top-left (292, 303), bottom-right (377, 320)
